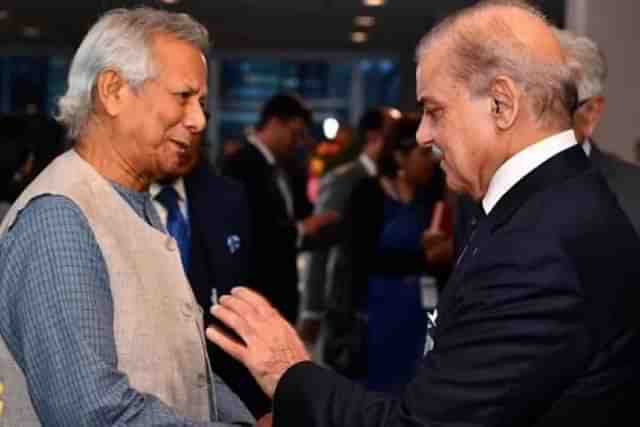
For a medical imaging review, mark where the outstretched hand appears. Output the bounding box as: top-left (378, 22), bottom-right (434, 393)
top-left (205, 287), bottom-right (311, 398)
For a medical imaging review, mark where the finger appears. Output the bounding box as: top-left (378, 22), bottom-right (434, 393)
top-left (206, 325), bottom-right (248, 363)
top-left (218, 293), bottom-right (255, 313)
top-left (231, 287), bottom-right (279, 317)
top-left (210, 304), bottom-right (254, 343)
top-left (218, 294), bottom-right (261, 325)
top-left (429, 201), bottom-right (445, 232)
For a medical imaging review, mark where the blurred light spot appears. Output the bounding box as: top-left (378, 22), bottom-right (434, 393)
top-left (323, 118), bottom-right (340, 140)
top-left (351, 32), bottom-right (368, 43)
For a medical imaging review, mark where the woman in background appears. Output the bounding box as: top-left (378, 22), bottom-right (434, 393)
top-left (347, 113), bottom-right (448, 394)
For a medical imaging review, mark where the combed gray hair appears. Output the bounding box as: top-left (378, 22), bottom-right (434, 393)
top-left (553, 28), bottom-right (607, 101)
top-left (416, 0), bottom-right (576, 129)
top-left (56, 7), bottom-right (209, 140)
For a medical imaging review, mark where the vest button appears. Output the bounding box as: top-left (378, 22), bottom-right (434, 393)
top-left (197, 373), bottom-right (208, 388)
top-left (165, 236), bottom-right (177, 251)
top-left (182, 302), bottom-right (194, 318)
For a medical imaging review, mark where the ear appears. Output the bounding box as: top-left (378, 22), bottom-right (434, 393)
top-left (585, 96), bottom-right (606, 133)
top-left (489, 75), bottom-right (519, 131)
top-left (95, 68), bottom-right (129, 117)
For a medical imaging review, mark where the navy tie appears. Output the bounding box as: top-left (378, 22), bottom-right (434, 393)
top-left (156, 185), bottom-right (190, 270)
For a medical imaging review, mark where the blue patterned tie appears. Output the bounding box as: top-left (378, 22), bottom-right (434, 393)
top-left (156, 185), bottom-right (190, 270)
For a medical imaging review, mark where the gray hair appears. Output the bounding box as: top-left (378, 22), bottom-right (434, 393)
top-left (553, 28), bottom-right (607, 101)
top-left (56, 7), bottom-right (209, 140)
top-left (416, 0), bottom-right (576, 129)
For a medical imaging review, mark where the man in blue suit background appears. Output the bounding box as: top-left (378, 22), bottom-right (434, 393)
top-left (151, 147), bottom-right (264, 417)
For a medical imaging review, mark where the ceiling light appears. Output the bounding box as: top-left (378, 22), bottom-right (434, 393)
top-left (161, 0), bottom-right (180, 4)
top-left (0, 10), bottom-right (9, 20)
top-left (354, 16), bottom-right (376, 27)
top-left (363, 0), bottom-right (386, 6)
top-left (351, 31), bottom-right (368, 43)
top-left (23, 26), bottom-right (41, 38)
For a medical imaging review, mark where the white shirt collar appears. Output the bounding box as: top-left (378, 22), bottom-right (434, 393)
top-left (482, 129), bottom-right (578, 214)
top-left (359, 153), bottom-right (378, 177)
top-left (248, 134), bottom-right (277, 166)
top-left (149, 177), bottom-right (187, 202)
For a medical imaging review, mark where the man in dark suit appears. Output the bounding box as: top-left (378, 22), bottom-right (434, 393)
top-left (222, 93), bottom-right (337, 325)
top-left (206, 2), bottom-right (640, 426)
top-left (555, 28), bottom-right (640, 235)
top-left (150, 150), bottom-right (270, 417)
top-left (425, 28), bottom-right (640, 269)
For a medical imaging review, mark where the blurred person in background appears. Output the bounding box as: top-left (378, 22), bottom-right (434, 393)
top-left (346, 113), bottom-right (448, 392)
top-left (222, 93), bottom-right (338, 326)
top-left (298, 108), bottom-right (392, 354)
top-left (555, 28), bottom-right (640, 235)
top-left (0, 114), bottom-right (66, 222)
top-left (0, 115), bottom-right (34, 220)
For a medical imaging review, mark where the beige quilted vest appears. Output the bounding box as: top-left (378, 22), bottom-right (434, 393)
top-left (0, 150), bottom-right (214, 425)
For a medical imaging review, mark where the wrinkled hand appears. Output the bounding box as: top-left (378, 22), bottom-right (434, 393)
top-left (206, 287), bottom-right (311, 398)
top-left (256, 412), bottom-right (273, 427)
top-left (301, 210), bottom-right (340, 236)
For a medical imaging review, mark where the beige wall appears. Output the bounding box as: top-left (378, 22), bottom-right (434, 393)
top-left (567, 0), bottom-right (640, 163)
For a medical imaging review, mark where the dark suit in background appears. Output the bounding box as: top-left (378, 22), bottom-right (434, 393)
top-left (273, 145), bottom-right (640, 427)
top-left (182, 164), bottom-right (270, 418)
top-left (222, 143), bottom-right (300, 324)
top-left (590, 143), bottom-right (640, 235)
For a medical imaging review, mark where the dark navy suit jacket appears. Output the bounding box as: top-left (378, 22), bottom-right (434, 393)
top-left (222, 143), bottom-right (300, 324)
top-left (183, 164), bottom-right (270, 418)
top-left (273, 144), bottom-right (640, 426)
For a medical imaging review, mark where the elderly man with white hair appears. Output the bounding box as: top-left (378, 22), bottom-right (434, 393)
top-left (0, 7), bottom-right (255, 427)
top-left (555, 28), bottom-right (640, 235)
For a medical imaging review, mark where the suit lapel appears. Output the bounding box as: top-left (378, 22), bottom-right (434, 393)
top-left (485, 144), bottom-right (591, 235)
top-left (437, 145), bottom-right (592, 328)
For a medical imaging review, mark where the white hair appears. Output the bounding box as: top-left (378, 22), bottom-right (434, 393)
top-left (416, 0), bottom-right (576, 129)
top-left (56, 7), bottom-right (209, 140)
top-left (553, 28), bottom-right (607, 101)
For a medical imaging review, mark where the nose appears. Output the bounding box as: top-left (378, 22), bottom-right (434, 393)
top-left (184, 100), bottom-right (207, 134)
top-left (416, 116), bottom-right (433, 148)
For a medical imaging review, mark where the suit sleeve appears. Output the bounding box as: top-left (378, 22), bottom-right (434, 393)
top-left (273, 231), bottom-right (591, 427)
